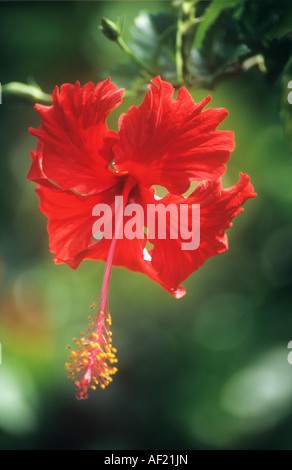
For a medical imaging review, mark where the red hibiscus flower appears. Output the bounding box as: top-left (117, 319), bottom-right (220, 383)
top-left (28, 77), bottom-right (256, 399)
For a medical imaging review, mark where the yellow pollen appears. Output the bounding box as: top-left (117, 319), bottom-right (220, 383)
top-left (67, 307), bottom-right (118, 398)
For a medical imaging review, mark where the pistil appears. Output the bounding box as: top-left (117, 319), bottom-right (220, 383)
top-left (66, 178), bottom-right (135, 399)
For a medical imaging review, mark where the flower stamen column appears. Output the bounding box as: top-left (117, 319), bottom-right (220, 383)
top-left (66, 180), bottom-right (132, 399)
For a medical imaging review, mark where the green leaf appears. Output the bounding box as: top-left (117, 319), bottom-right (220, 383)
top-left (129, 10), bottom-right (177, 75)
top-left (267, 0), bottom-right (292, 40)
top-left (106, 60), bottom-right (145, 91)
top-left (105, 9), bottom-right (178, 88)
top-left (237, 0), bottom-right (292, 82)
top-left (199, 6), bottom-right (248, 71)
top-left (280, 62), bottom-right (292, 152)
top-left (238, 0), bottom-right (292, 44)
top-left (263, 37), bottom-right (292, 83)
top-left (194, 0), bottom-right (244, 50)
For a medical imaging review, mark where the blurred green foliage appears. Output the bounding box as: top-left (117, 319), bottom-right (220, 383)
top-left (100, 0), bottom-right (292, 88)
top-left (0, 0), bottom-right (292, 451)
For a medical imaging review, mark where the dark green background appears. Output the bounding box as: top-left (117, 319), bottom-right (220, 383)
top-left (0, 1), bottom-right (292, 450)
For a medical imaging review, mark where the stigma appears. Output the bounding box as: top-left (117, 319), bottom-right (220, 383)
top-left (66, 307), bottom-right (118, 399)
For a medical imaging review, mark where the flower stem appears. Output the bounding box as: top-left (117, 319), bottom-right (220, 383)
top-left (99, 211), bottom-right (123, 313)
top-left (2, 82), bottom-right (52, 104)
top-left (176, 0), bottom-right (202, 85)
top-left (99, 179), bottom-right (134, 312)
top-left (116, 36), bottom-right (156, 77)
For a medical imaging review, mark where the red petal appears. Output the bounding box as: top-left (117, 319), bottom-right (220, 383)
top-left (29, 80), bottom-right (124, 195)
top-left (36, 184), bottom-right (123, 269)
top-left (113, 76), bottom-right (235, 194)
top-left (147, 174), bottom-right (256, 290)
top-left (87, 234), bottom-right (186, 299)
top-left (28, 143), bottom-right (63, 191)
top-left (36, 174), bottom-right (255, 300)
top-left (85, 185), bottom-right (186, 298)
top-left (37, 182), bottom-right (185, 298)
